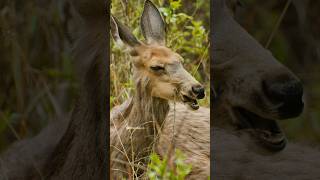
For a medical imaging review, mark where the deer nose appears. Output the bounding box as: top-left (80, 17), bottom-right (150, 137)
top-left (263, 78), bottom-right (304, 118)
top-left (192, 85), bottom-right (205, 99)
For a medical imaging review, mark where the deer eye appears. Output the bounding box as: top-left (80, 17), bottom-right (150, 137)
top-left (150, 65), bottom-right (165, 72)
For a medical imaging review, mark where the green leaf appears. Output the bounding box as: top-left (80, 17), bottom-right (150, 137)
top-left (169, 0), bottom-right (182, 10)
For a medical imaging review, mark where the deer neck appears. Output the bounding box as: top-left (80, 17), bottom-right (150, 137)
top-left (110, 76), bottom-right (170, 177)
top-left (127, 76), bottom-right (170, 139)
top-left (44, 27), bottom-right (108, 178)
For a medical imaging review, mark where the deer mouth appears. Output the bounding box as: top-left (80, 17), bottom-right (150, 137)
top-left (234, 107), bottom-right (287, 151)
top-left (182, 94), bottom-right (199, 110)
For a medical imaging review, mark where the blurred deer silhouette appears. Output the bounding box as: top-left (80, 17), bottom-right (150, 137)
top-left (212, 0), bottom-right (320, 179)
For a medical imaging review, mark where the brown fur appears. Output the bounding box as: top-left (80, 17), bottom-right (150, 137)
top-left (42, 0), bottom-right (109, 179)
top-left (157, 104), bottom-right (210, 179)
top-left (211, 0), bottom-right (320, 179)
top-left (0, 118), bottom-right (69, 180)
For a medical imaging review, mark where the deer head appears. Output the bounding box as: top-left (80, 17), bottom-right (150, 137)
top-left (111, 0), bottom-right (205, 110)
top-left (213, 0), bottom-right (304, 151)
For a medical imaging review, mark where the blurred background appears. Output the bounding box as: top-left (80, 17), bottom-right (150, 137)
top-left (231, 0), bottom-right (320, 144)
top-left (0, 0), bottom-right (76, 151)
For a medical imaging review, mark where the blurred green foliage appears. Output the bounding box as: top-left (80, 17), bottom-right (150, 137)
top-left (147, 150), bottom-right (192, 180)
top-left (0, 0), bottom-right (76, 151)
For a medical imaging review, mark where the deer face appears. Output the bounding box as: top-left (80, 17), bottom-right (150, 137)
top-left (111, 0), bottom-right (204, 110)
top-left (213, 0), bottom-right (304, 151)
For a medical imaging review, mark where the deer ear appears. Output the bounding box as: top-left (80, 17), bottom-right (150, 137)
top-left (141, 0), bottom-right (166, 45)
top-left (110, 15), bottom-right (141, 48)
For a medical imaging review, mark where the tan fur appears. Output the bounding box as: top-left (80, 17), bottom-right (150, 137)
top-left (111, 101), bottom-right (210, 179)
top-left (157, 104), bottom-right (210, 179)
top-left (211, 0), bottom-right (320, 179)
top-left (110, 42), bottom-right (208, 178)
top-left (132, 45), bottom-right (196, 101)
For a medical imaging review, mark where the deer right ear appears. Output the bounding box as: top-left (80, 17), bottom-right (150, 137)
top-left (140, 0), bottom-right (166, 45)
top-left (110, 15), bottom-right (141, 48)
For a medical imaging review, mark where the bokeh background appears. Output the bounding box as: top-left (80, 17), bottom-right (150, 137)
top-left (0, 0), bottom-right (76, 152)
top-left (230, 0), bottom-right (320, 144)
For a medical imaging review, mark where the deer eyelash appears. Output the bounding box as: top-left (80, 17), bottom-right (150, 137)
top-left (150, 65), bottom-right (165, 71)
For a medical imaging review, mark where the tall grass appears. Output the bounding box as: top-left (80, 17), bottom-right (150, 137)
top-left (0, 0), bottom-right (76, 151)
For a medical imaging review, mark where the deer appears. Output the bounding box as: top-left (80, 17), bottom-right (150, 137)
top-left (212, 0), bottom-right (320, 179)
top-left (0, 0), bottom-right (210, 179)
top-left (1, 0), bottom-right (109, 179)
top-left (110, 1), bottom-right (209, 179)
top-left (1, 0), bottom-right (319, 179)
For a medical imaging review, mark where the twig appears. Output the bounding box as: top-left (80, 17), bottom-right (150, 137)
top-left (265, 0), bottom-right (292, 48)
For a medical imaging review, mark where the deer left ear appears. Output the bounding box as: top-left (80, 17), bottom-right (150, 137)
top-left (110, 15), bottom-right (141, 48)
top-left (141, 0), bottom-right (166, 45)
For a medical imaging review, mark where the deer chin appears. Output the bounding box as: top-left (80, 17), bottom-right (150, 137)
top-left (182, 94), bottom-right (199, 110)
top-left (233, 107), bottom-right (287, 151)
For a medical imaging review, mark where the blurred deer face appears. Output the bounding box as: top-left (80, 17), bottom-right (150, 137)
top-left (111, 0), bottom-right (204, 110)
top-left (213, 0), bottom-right (304, 151)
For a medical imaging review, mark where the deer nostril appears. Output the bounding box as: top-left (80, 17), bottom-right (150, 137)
top-left (192, 85), bottom-right (205, 99)
top-left (263, 80), bottom-right (303, 102)
top-left (263, 79), bottom-right (304, 118)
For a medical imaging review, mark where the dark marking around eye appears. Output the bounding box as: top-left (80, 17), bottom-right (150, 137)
top-left (150, 65), bottom-right (165, 71)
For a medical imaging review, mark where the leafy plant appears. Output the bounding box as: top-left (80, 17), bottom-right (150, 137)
top-left (147, 149), bottom-right (192, 180)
